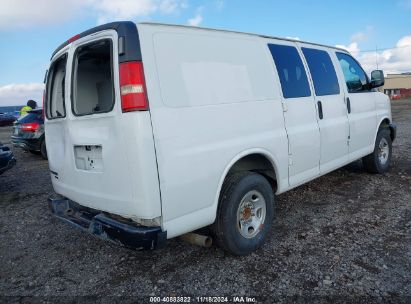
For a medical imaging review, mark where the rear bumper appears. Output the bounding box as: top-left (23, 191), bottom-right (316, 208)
top-left (48, 198), bottom-right (167, 250)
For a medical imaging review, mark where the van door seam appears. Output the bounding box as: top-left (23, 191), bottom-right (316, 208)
top-left (148, 110), bottom-right (164, 223)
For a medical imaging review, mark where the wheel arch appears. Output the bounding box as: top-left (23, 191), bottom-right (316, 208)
top-left (210, 149), bottom-right (281, 224)
top-left (376, 117), bottom-right (395, 142)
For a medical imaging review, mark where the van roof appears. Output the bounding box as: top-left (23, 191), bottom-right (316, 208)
top-left (51, 21), bottom-right (348, 59)
top-left (140, 22), bottom-right (348, 53)
top-left (51, 21), bottom-right (141, 61)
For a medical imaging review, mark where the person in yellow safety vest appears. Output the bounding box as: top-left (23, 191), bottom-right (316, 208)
top-left (20, 100), bottom-right (37, 117)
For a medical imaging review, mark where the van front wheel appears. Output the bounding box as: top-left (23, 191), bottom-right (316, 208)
top-left (212, 172), bottom-right (274, 255)
top-left (362, 128), bottom-right (392, 174)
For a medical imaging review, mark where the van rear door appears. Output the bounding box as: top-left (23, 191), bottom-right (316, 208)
top-left (45, 24), bottom-right (161, 223)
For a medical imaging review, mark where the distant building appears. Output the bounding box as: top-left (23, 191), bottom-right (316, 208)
top-left (381, 73), bottom-right (411, 99)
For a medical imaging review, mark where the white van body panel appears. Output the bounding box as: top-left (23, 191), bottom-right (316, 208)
top-left (331, 52), bottom-right (379, 162)
top-left (373, 92), bottom-right (392, 140)
top-left (46, 30), bottom-right (162, 221)
top-left (138, 24), bottom-right (289, 237)
top-left (346, 91), bottom-right (378, 161)
top-left (375, 92), bottom-right (392, 125)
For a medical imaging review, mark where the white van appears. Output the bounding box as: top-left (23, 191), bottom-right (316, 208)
top-left (46, 21), bottom-right (396, 255)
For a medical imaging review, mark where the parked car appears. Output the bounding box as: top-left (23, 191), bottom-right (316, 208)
top-left (12, 111), bottom-right (21, 119)
top-left (0, 142), bottom-right (16, 175)
top-left (46, 22), bottom-right (396, 255)
top-left (11, 108), bottom-right (47, 159)
top-left (0, 112), bottom-right (16, 127)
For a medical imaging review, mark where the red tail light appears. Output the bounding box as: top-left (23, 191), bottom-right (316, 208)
top-left (119, 61), bottom-right (148, 112)
top-left (21, 122), bottom-right (40, 132)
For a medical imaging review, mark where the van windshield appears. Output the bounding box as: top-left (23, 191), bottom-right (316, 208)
top-left (72, 39), bottom-right (114, 116)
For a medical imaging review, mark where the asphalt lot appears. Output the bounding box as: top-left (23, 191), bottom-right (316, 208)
top-left (0, 99), bottom-right (410, 303)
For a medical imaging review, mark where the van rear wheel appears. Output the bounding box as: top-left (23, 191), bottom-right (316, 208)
top-left (362, 128), bottom-right (392, 174)
top-left (211, 172), bottom-right (274, 255)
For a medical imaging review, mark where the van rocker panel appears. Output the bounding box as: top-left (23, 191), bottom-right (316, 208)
top-left (48, 198), bottom-right (167, 250)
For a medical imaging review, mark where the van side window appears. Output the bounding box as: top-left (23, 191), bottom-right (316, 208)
top-left (46, 55), bottom-right (67, 119)
top-left (302, 48), bottom-right (340, 96)
top-left (336, 52), bottom-right (368, 93)
top-left (72, 39), bottom-right (114, 116)
top-left (268, 44), bottom-right (311, 98)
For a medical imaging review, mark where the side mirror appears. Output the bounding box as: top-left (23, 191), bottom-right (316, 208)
top-left (370, 70), bottom-right (384, 88)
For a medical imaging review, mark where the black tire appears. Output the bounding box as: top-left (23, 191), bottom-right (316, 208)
top-left (362, 128), bottom-right (392, 174)
top-left (40, 139), bottom-right (47, 160)
top-left (29, 149), bottom-right (40, 155)
top-left (211, 171), bottom-right (275, 256)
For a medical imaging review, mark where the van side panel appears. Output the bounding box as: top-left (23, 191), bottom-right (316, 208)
top-left (138, 24), bottom-right (289, 238)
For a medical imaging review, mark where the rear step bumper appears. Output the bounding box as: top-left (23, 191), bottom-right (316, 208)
top-left (48, 198), bottom-right (167, 250)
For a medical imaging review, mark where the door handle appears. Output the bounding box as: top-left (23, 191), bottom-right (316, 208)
top-left (317, 101), bottom-right (323, 120)
top-left (346, 97), bottom-right (351, 114)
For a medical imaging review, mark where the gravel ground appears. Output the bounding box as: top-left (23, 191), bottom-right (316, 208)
top-left (0, 99), bottom-right (410, 303)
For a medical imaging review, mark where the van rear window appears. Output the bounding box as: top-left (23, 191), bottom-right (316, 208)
top-left (72, 39), bottom-right (114, 116)
top-left (46, 55), bottom-right (67, 119)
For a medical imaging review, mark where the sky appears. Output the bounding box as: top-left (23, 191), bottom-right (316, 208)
top-left (0, 0), bottom-right (410, 106)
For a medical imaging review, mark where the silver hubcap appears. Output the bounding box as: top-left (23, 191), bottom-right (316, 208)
top-left (378, 137), bottom-right (389, 165)
top-left (237, 190), bottom-right (266, 238)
